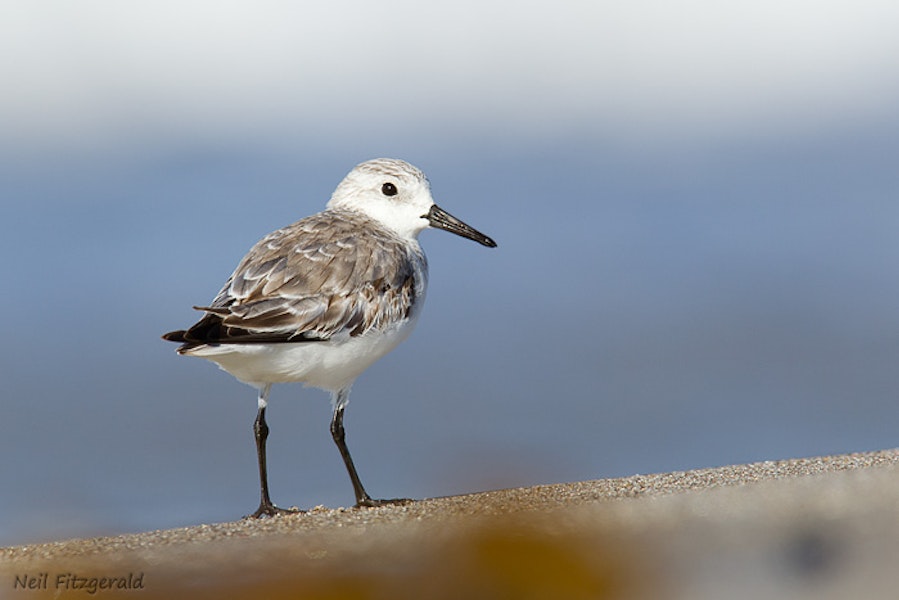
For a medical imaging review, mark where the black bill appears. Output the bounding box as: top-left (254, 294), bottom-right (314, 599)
top-left (426, 204), bottom-right (497, 248)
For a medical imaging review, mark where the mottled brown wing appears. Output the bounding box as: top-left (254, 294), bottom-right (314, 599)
top-left (167, 210), bottom-right (424, 348)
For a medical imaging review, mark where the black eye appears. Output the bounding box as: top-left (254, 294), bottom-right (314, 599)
top-left (381, 182), bottom-right (398, 196)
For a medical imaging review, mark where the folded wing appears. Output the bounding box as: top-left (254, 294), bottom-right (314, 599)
top-left (163, 210), bottom-right (425, 350)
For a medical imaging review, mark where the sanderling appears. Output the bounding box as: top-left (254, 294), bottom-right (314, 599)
top-left (163, 158), bottom-right (497, 517)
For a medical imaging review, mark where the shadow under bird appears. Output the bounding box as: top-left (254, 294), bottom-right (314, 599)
top-left (163, 158), bottom-right (497, 517)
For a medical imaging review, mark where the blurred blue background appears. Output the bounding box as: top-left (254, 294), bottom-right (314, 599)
top-left (3, 1), bottom-right (899, 545)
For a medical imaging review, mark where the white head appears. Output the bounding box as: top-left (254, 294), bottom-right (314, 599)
top-left (327, 158), bottom-right (497, 247)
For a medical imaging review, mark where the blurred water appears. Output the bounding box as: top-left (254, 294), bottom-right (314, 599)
top-left (2, 125), bottom-right (898, 545)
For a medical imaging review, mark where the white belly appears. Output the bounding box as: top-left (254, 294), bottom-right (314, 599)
top-left (184, 315), bottom-right (418, 391)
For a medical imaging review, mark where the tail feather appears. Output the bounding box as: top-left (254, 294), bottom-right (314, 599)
top-left (161, 330), bottom-right (187, 342)
top-left (162, 311), bottom-right (324, 352)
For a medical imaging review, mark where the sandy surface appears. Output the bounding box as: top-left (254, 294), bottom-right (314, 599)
top-left (4, 449), bottom-right (899, 598)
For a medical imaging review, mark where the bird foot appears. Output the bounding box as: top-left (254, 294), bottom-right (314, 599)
top-left (355, 497), bottom-right (414, 508)
top-left (246, 502), bottom-right (303, 519)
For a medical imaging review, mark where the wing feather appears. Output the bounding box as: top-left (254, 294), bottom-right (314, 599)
top-left (167, 209), bottom-right (425, 349)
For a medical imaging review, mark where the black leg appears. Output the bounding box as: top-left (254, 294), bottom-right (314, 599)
top-left (329, 392), bottom-right (412, 508)
top-left (248, 403), bottom-right (299, 518)
top-left (330, 403), bottom-right (375, 506)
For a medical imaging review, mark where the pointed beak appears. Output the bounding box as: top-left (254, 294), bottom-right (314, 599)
top-left (425, 204), bottom-right (497, 248)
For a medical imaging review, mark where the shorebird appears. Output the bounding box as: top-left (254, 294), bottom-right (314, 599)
top-left (163, 158), bottom-right (497, 517)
